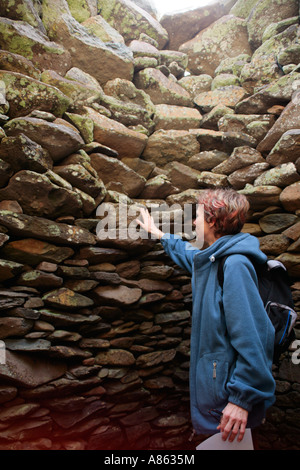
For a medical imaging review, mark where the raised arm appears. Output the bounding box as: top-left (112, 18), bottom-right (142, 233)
top-left (136, 207), bottom-right (197, 274)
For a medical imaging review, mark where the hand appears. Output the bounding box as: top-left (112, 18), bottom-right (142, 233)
top-left (136, 207), bottom-right (164, 240)
top-left (217, 403), bottom-right (248, 442)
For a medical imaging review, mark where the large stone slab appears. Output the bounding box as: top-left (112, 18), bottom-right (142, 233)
top-left (77, 246), bottom-right (127, 264)
top-left (0, 259), bottom-right (24, 282)
top-left (53, 164), bottom-right (106, 199)
top-left (0, 134), bottom-right (53, 173)
top-left (0, 350), bottom-right (67, 388)
top-left (4, 117), bottom-right (85, 162)
top-left (43, 288), bottom-right (94, 310)
top-left (98, 0), bottom-right (168, 49)
top-left (95, 349), bottom-right (135, 367)
top-left (85, 107), bottom-right (148, 159)
top-left (0, 318), bottom-right (33, 340)
top-left (42, 0), bottom-right (134, 85)
top-left (254, 162), bottom-right (300, 188)
top-left (0, 0), bottom-right (47, 32)
top-left (142, 130), bottom-right (200, 166)
top-left (240, 23), bottom-right (298, 92)
top-left (179, 15), bottom-right (251, 76)
top-left (134, 68), bottom-right (193, 107)
top-left (259, 213), bottom-right (298, 234)
top-left (1, 238), bottom-right (74, 266)
top-left (212, 146), bottom-right (265, 175)
top-left (0, 71), bottom-right (71, 119)
top-left (194, 86), bottom-right (248, 113)
top-left (40, 70), bottom-right (103, 111)
top-left (246, 0), bottom-right (299, 50)
top-left (0, 17), bottom-right (71, 74)
top-left (0, 170), bottom-right (84, 218)
top-left (0, 50), bottom-right (41, 80)
top-left (228, 162), bottom-right (269, 190)
top-left (257, 91), bottom-right (300, 154)
top-left (82, 15), bottom-right (125, 43)
top-left (160, 3), bottom-right (224, 51)
top-left (0, 211), bottom-right (96, 246)
top-left (90, 153), bottom-right (145, 198)
top-left (236, 72), bottom-right (300, 114)
top-left (153, 104), bottom-right (202, 131)
top-left (239, 184), bottom-right (282, 210)
top-left (93, 285), bottom-right (142, 306)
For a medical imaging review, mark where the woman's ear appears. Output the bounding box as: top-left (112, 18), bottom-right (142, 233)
top-left (208, 218), bottom-right (216, 229)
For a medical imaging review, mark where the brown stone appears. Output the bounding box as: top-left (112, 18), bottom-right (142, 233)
top-left (266, 129), bottom-right (300, 167)
top-left (259, 213), bottom-right (298, 234)
top-left (254, 163), bottom-right (300, 188)
top-left (279, 182), bottom-right (300, 212)
top-left (160, 3), bottom-right (224, 51)
top-left (0, 134), bottom-right (53, 173)
top-left (136, 349), bottom-right (176, 368)
top-left (0, 350), bottom-right (66, 388)
top-left (0, 317), bottom-right (33, 340)
top-left (228, 163), bottom-right (270, 190)
top-left (142, 130), bottom-right (200, 166)
top-left (240, 184), bottom-right (282, 210)
top-left (194, 87), bottom-right (248, 113)
top-left (54, 164), bottom-right (106, 200)
top-left (4, 117), bottom-right (85, 162)
top-left (77, 246), bottom-right (127, 264)
top-left (42, 2), bottom-right (134, 85)
top-left (213, 146), bottom-right (265, 175)
top-left (139, 174), bottom-right (179, 199)
top-left (0, 50), bottom-right (41, 79)
top-left (258, 234), bottom-right (291, 256)
top-left (134, 68), bottom-right (193, 107)
top-left (0, 211), bottom-right (96, 246)
top-left (42, 288), bottom-right (94, 310)
top-left (164, 161), bottom-right (203, 191)
top-left (98, 0), bottom-right (168, 49)
top-left (90, 153), bottom-right (145, 198)
top-left (0, 170), bottom-right (83, 218)
top-left (1, 238), bottom-right (74, 266)
top-left (257, 92), bottom-right (300, 155)
top-left (85, 107), bottom-right (148, 159)
top-left (276, 253), bottom-right (300, 277)
top-left (0, 17), bottom-right (72, 74)
top-left (95, 349), bottom-right (135, 367)
top-left (0, 71), bottom-right (71, 119)
top-left (0, 259), bottom-right (24, 282)
top-left (154, 104), bottom-right (201, 131)
top-left (179, 15), bottom-right (251, 76)
top-left (17, 270), bottom-right (63, 289)
top-left (93, 285), bottom-right (142, 306)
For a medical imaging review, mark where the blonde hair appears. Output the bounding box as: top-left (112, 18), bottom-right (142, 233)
top-left (198, 188), bottom-right (250, 236)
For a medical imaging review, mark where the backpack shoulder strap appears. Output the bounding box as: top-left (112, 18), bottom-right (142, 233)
top-left (217, 255), bottom-right (229, 288)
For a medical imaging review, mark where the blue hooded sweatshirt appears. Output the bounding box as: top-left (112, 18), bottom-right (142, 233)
top-left (160, 232), bottom-right (276, 435)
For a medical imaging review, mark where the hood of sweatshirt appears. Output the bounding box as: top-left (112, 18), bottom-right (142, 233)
top-left (193, 232), bottom-right (267, 269)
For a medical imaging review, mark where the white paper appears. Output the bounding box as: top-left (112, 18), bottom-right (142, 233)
top-left (196, 429), bottom-right (254, 450)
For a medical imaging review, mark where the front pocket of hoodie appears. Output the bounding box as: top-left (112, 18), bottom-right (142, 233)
top-left (195, 355), bottom-right (229, 409)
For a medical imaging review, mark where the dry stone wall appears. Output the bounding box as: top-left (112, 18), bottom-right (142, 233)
top-left (0, 0), bottom-right (298, 450)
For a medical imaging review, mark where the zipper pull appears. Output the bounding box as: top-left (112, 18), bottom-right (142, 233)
top-left (213, 361), bottom-right (217, 379)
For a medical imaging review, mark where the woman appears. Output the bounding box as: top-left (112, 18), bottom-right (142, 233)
top-left (136, 188), bottom-right (275, 444)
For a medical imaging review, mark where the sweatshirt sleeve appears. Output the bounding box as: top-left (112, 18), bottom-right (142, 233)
top-left (222, 255), bottom-right (276, 412)
top-left (160, 233), bottom-right (198, 275)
